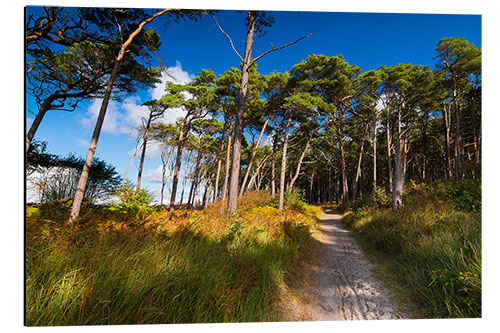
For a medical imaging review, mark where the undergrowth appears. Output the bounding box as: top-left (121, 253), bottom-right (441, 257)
top-left (26, 190), bottom-right (320, 326)
top-left (342, 180), bottom-right (481, 318)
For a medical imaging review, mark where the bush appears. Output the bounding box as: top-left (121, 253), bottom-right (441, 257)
top-left (448, 180), bottom-right (481, 213)
top-left (108, 182), bottom-right (155, 218)
top-left (284, 188), bottom-right (307, 211)
top-left (349, 187), bottom-right (391, 212)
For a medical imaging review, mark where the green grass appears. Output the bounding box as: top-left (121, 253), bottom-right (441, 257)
top-left (342, 180), bottom-right (481, 318)
top-left (26, 192), bottom-right (318, 326)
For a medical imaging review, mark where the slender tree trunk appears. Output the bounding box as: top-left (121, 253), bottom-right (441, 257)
top-left (187, 151), bottom-right (202, 208)
top-left (308, 165), bottom-right (316, 203)
top-left (289, 122), bottom-right (327, 189)
top-left (337, 124), bottom-right (349, 205)
top-left (469, 83), bottom-right (480, 169)
top-left (122, 140), bottom-right (141, 184)
top-left (247, 154), bottom-right (270, 192)
top-left (203, 177), bottom-right (213, 209)
top-left (270, 127), bottom-right (279, 198)
top-left (169, 120), bottom-right (187, 211)
top-left (239, 116), bottom-right (270, 196)
top-left (352, 124), bottom-right (367, 200)
top-left (26, 98), bottom-right (52, 152)
top-left (443, 102), bottom-right (453, 179)
top-left (68, 8), bottom-right (170, 225)
top-left (452, 85), bottom-right (463, 180)
top-left (160, 153), bottom-right (167, 206)
top-left (136, 113), bottom-right (153, 191)
top-left (227, 11), bottom-right (257, 211)
top-left (222, 121), bottom-right (233, 201)
top-left (335, 169), bottom-right (340, 204)
top-left (278, 117), bottom-right (292, 210)
top-left (386, 106), bottom-right (393, 191)
top-left (392, 138), bottom-right (405, 212)
top-left (213, 118), bottom-right (228, 202)
top-left (421, 112), bottom-right (428, 181)
top-left (392, 105), bottom-right (405, 212)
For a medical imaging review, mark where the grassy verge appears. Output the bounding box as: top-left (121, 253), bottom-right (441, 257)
top-left (341, 180), bottom-right (481, 318)
top-left (26, 191), bottom-right (320, 326)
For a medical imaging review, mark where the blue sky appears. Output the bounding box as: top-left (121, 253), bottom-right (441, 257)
top-left (25, 5), bottom-right (481, 203)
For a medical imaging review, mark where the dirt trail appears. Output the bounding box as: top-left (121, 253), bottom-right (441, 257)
top-left (281, 211), bottom-right (408, 321)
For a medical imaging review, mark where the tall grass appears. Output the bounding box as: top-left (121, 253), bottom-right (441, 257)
top-left (342, 180), bottom-right (481, 318)
top-left (26, 191), bottom-right (320, 326)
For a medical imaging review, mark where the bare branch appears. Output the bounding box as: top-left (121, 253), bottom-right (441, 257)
top-left (250, 32), bottom-right (314, 66)
top-left (212, 15), bottom-right (244, 62)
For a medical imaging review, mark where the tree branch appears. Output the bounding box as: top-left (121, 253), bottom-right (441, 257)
top-left (213, 15), bottom-right (244, 62)
top-left (250, 32), bottom-right (314, 66)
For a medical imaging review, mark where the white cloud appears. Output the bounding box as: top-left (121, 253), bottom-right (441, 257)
top-left (80, 99), bottom-right (129, 134)
top-left (145, 141), bottom-right (163, 159)
top-left (144, 164), bottom-right (166, 183)
top-left (80, 61), bottom-right (193, 137)
top-left (150, 61), bottom-right (194, 100)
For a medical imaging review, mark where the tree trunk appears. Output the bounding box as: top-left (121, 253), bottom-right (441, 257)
top-left (203, 177), bottom-right (213, 209)
top-left (278, 117), bottom-right (292, 210)
top-left (452, 85), bottom-right (463, 180)
top-left (419, 111), bottom-right (428, 181)
top-left (122, 141), bottom-right (141, 184)
top-left (136, 113), bottom-right (153, 191)
top-left (392, 105), bottom-right (405, 212)
top-left (187, 150), bottom-right (202, 208)
top-left (308, 165), bottom-right (316, 203)
top-left (443, 102), bottom-right (453, 179)
top-left (386, 106), bottom-right (393, 191)
top-left (169, 120), bottom-right (187, 211)
top-left (270, 127), bottom-right (279, 198)
top-left (239, 116), bottom-right (270, 196)
top-left (337, 125), bottom-right (349, 206)
top-left (213, 117), bottom-right (228, 202)
top-left (68, 8), bottom-right (170, 225)
top-left (227, 11), bottom-right (257, 211)
top-left (222, 121), bottom-right (233, 201)
top-left (289, 122), bottom-right (327, 189)
top-left (352, 124), bottom-right (367, 200)
top-left (26, 98), bottom-right (52, 152)
top-left (247, 154), bottom-right (270, 192)
top-left (392, 138), bottom-right (405, 212)
top-left (160, 153), bottom-right (167, 206)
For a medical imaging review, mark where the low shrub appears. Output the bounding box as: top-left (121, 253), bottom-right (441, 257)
top-left (448, 180), bottom-right (481, 213)
top-left (107, 182), bottom-right (155, 219)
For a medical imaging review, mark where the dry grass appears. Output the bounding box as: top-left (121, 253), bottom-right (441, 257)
top-left (26, 191), bottom-right (321, 326)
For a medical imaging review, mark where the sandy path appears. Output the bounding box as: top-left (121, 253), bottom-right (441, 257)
top-left (281, 211), bottom-right (408, 321)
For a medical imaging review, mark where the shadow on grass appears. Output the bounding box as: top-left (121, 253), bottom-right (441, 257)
top-left (26, 222), bottom-right (300, 326)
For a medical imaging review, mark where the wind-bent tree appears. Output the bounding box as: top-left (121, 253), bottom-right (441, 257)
top-left (214, 11), bottom-right (312, 211)
top-left (68, 8), bottom-right (181, 224)
top-left (26, 7), bottom-right (94, 47)
top-left (25, 7), bottom-right (165, 152)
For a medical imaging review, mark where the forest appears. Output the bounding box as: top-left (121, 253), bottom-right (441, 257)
top-left (25, 6), bottom-right (481, 326)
